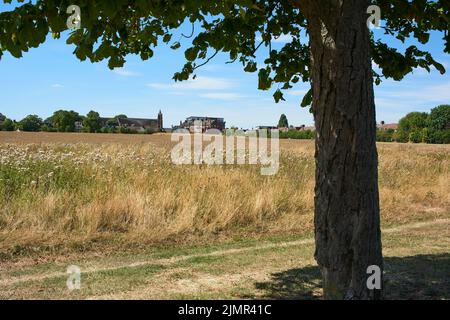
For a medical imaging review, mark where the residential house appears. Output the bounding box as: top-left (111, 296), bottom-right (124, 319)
top-left (180, 116), bottom-right (226, 133)
top-left (377, 121), bottom-right (398, 131)
top-left (102, 111), bottom-right (164, 133)
top-left (74, 121), bottom-right (84, 132)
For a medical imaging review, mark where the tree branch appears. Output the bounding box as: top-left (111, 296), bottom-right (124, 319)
top-left (193, 50), bottom-right (219, 70)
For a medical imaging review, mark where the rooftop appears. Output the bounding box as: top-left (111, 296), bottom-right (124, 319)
top-left (186, 116), bottom-right (225, 121)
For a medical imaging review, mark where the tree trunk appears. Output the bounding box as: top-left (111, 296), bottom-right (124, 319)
top-left (301, 0), bottom-right (383, 299)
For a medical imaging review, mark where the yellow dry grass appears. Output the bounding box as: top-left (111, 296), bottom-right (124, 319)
top-left (0, 132), bottom-right (448, 257)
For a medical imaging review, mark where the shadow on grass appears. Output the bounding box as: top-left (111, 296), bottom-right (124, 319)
top-left (252, 253), bottom-right (450, 300)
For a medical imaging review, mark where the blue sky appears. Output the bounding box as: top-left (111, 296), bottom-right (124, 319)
top-left (1, 3), bottom-right (449, 129)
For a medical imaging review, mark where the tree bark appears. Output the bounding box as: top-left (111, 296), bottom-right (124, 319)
top-left (300, 0), bottom-right (383, 299)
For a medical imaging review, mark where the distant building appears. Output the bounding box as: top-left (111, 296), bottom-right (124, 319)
top-left (256, 125), bottom-right (316, 132)
top-left (377, 121), bottom-right (398, 131)
top-left (101, 111), bottom-right (164, 133)
top-left (74, 121), bottom-right (84, 132)
top-left (117, 118), bottom-right (160, 133)
top-left (180, 116), bottom-right (226, 133)
top-left (298, 125), bottom-right (316, 131)
top-left (157, 110), bottom-right (163, 130)
top-left (256, 126), bottom-right (277, 131)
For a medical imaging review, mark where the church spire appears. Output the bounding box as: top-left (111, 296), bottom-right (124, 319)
top-left (157, 110), bottom-right (163, 131)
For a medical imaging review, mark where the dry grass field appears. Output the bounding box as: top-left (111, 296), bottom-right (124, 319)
top-left (0, 131), bottom-right (449, 299)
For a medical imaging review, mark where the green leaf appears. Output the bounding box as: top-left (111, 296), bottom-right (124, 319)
top-left (163, 34), bottom-right (172, 43)
top-left (185, 47), bottom-right (199, 61)
top-left (273, 89), bottom-right (285, 103)
top-left (258, 68), bottom-right (272, 90)
top-left (171, 42), bottom-right (181, 50)
top-left (11, 33), bottom-right (18, 45)
top-left (140, 49), bottom-right (154, 61)
top-left (301, 89), bottom-right (313, 108)
top-left (244, 61), bottom-right (257, 73)
top-left (108, 55), bottom-right (125, 69)
top-left (433, 61), bottom-right (446, 75)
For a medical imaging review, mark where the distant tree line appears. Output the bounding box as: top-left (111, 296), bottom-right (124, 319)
top-left (376, 105), bottom-right (450, 144)
top-left (1, 106), bottom-right (449, 143)
top-left (0, 110), bottom-right (147, 134)
top-left (275, 105), bottom-right (449, 144)
top-left (280, 129), bottom-right (315, 140)
top-left (277, 114), bottom-right (314, 140)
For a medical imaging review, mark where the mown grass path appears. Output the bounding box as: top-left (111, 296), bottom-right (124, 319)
top-left (1, 218), bottom-right (449, 300)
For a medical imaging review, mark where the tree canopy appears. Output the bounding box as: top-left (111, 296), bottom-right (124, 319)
top-left (398, 111), bottom-right (429, 132)
top-left (1, 0), bottom-right (449, 105)
top-left (83, 110), bottom-right (102, 133)
top-left (278, 114), bottom-right (289, 128)
top-left (18, 114), bottom-right (43, 132)
top-left (428, 104), bottom-right (450, 131)
top-left (0, 118), bottom-right (14, 131)
top-left (389, 106), bottom-right (450, 143)
top-left (47, 109), bottom-right (82, 132)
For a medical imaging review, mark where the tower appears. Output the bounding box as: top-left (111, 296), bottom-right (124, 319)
top-left (157, 110), bottom-right (163, 131)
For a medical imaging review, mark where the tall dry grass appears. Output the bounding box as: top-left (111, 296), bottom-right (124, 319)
top-left (0, 135), bottom-right (448, 257)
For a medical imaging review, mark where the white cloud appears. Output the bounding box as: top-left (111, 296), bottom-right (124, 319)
top-left (374, 81), bottom-right (450, 122)
top-left (201, 64), bottom-right (226, 72)
top-left (51, 84), bottom-right (64, 88)
top-left (377, 82), bottom-right (450, 103)
top-left (113, 68), bottom-right (140, 77)
top-left (287, 89), bottom-right (308, 96)
top-left (375, 98), bottom-right (407, 110)
top-left (199, 93), bottom-right (245, 101)
top-left (147, 76), bottom-right (236, 91)
top-left (168, 91), bottom-right (186, 96)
